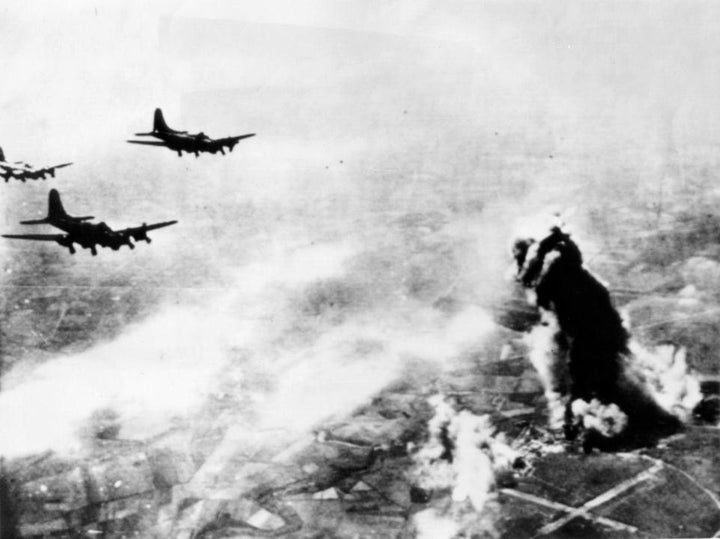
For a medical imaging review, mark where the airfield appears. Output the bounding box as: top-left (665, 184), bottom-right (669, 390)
top-left (1, 167), bottom-right (720, 537)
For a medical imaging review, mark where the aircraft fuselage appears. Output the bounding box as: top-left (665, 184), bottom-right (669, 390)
top-left (127, 109), bottom-right (254, 157)
top-left (1, 159), bottom-right (71, 182)
top-left (148, 132), bottom-right (230, 156)
top-left (49, 220), bottom-right (128, 253)
top-left (4, 189), bottom-right (177, 255)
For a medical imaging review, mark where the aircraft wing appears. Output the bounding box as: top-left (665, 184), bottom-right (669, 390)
top-left (126, 140), bottom-right (169, 146)
top-left (130, 220), bottom-right (178, 233)
top-left (3, 233), bottom-right (66, 242)
top-left (46, 162), bottom-right (73, 172)
top-left (221, 134), bottom-right (256, 144)
top-left (0, 163), bottom-right (21, 174)
top-left (117, 220), bottom-right (178, 241)
top-left (213, 134), bottom-right (256, 151)
top-left (34, 162), bottom-right (72, 177)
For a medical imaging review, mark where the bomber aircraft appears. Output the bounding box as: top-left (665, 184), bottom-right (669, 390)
top-left (0, 147), bottom-right (72, 182)
top-left (127, 108), bottom-right (255, 157)
top-left (3, 189), bottom-right (177, 255)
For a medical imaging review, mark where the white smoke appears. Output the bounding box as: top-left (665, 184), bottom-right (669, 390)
top-left (260, 307), bottom-right (493, 431)
top-left (523, 308), bottom-right (567, 430)
top-left (525, 314), bottom-right (702, 441)
top-left (511, 211), bottom-right (570, 242)
top-left (0, 307), bottom-right (244, 456)
top-left (409, 395), bottom-right (518, 538)
top-left (570, 399), bottom-right (628, 438)
top-left (0, 238), bottom-right (499, 459)
top-left (514, 220), bottom-right (704, 442)
top-left (413, 509), bottom-right (462, 539)
top-left (0, 241), bottom-right (358, 458)
top-left (566, 342), bottom-right (702, 441)
top-left (627, 342), bottom-right (702, 423)
top-left (412, 395), bottom-right (519, 509)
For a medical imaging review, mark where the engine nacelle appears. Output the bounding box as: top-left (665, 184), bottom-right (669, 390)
top-left (130, 224), bottom-right (151, 243)
top-left (56, 236), bottom-right (75, 254)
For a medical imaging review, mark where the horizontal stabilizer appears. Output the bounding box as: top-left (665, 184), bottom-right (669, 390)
top-left (126, 140), bottom-right (168, 146)
top-left (19, 218), bottom-right (50, 225)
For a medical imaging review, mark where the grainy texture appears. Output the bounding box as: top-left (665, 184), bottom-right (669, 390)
top-left (0, 2), bottom-right (719, 537)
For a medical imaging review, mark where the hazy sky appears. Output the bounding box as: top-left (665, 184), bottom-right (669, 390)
top-left (0, 0), bottom-right (717, 304)
top-left (1, 0), bottom-right (719, 459)
top-left (1, 1), bottom-right (718, 201)
top-left (0, 0), bottom-right (716, 292)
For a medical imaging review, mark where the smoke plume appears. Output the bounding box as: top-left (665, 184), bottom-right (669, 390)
top-left (0, 241), bottom-right (358, 457)
top-left (409, 395), bottom-right (519, 538)
top-left (0, 231), bottom-right (500, 459)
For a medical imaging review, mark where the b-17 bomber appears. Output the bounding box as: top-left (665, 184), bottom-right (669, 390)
top-left (2, 189), bottom-right (177, 255)
top-left (127, 108), bottom-right (256, 157)
top-left (0, 146), bottom-right (72, 182)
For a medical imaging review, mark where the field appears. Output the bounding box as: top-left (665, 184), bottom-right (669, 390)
top-left (1, 4), bottom-right (719, 537)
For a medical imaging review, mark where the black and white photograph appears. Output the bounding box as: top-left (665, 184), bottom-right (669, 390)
top-left (1, 2), bottom-right (719, 537)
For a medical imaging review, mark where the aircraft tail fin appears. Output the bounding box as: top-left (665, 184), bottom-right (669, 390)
top-left (20, 190), bottom-right (93, 225)
top-left (48, 189), bottom-right (67, 221)
top-left (0, 147), bottom-right (5, 162)
top-left (20, 190), bottom-right (65, 223)
top-left (154, 108), bottom-right (172, 133)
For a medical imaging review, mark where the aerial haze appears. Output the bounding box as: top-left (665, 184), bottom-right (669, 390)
top-left (1, 2), bottom-right (719, 537)
top-left (1, 0), bottom-right (717, 457)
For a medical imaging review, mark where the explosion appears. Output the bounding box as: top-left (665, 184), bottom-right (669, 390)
top-left (627, 341), bottom-right (703, 424)
top-left (570, 399), bottom-right (628, 438)
top-left (513, 225), bottom-right (705, 450)
top-left (408, 395), bottom-right (522, 539)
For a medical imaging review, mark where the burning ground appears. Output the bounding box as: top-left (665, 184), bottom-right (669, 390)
top-left (1, 186), bottom-right (720, 537)
top-left (1, 4), bottom-right (720, 536)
